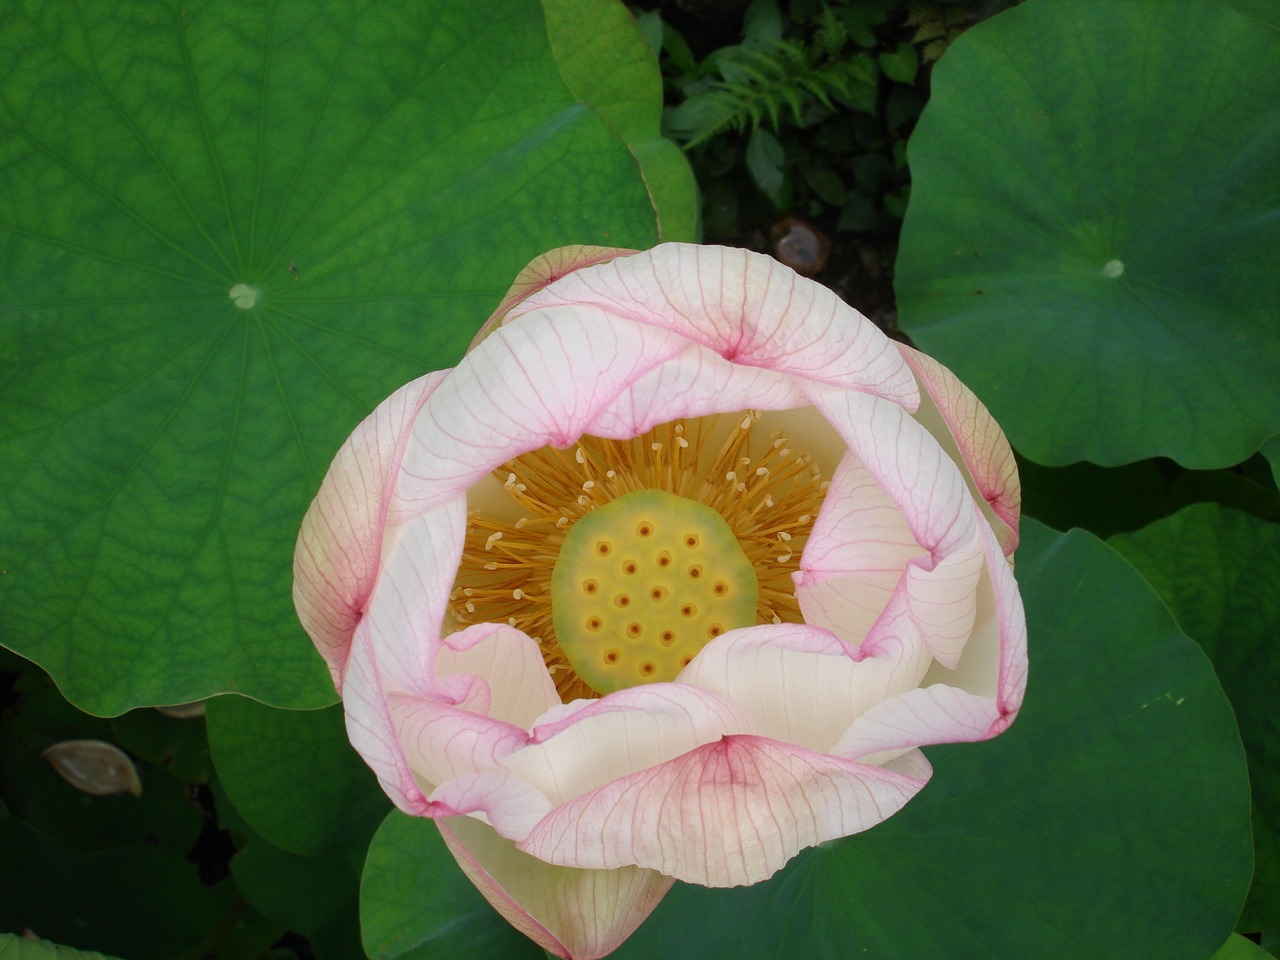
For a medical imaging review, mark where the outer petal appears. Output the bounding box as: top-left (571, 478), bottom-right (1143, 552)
top-left (469, 245), bottom-right (640, 351)
top-left (358, 499), bottom-right (468, 695)
top-left (898, 343), bottom-right (1021, 556)
top-left (676, 623), bottom-right (931, 753)
top-left (293, 371), bottom-right (447, 688)
top-left (835, 505), bottom-right (1028, 761)
top-left (394, 308), bottom-right (695, 515)
top-left (512, 243), bottom-right (920, 405)
top-left (439, 816), bottom-right (673, 960)
top-left (805, 385), bottom-right (985, 668)
top-left (342, 621), bottom-right (430, 816)
top-left (519, 734), bottom-right (927, 887)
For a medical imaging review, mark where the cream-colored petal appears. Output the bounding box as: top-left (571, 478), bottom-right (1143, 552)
top-left (898, 343), bottom-right (1020, 556)
top-left (435, 622), bottom-right (561, 728)
top-left (293, 371), bottom-right (448, 689)
top-left (676, 623), bottom-right (930, 752)
top-left (439, 816), bottom-right (673, 960)
top-left (394, 308), bottom-right (693, 517)
top-left (513, 243), bottom-right (919, 403)
top-left (519, 734), bottom-right (926, 887)
top-left (585, 342), bottom-right (809, 439)
top-left (806, 385), bottom-right (983, 667)
top-left (501, 683), bottom-right (755, 807)
top-left (469, 245), bottom-right (640, 351)
top-left (795, 447), bottom-right (927, 646)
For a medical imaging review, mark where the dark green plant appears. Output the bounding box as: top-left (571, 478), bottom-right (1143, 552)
top-left (639, 0), bottom-right (1016, 241)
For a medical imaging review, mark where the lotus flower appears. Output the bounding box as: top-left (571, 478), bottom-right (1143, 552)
top-left (294, 243), bottom-right (1027, 959)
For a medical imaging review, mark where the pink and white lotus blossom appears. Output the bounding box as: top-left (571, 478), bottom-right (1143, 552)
top-left (294, 243), bottom-right (1027, 959)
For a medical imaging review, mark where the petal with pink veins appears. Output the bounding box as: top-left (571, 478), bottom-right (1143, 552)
top-left (795, 447), bottom-right (928, 646)
top-left (677, 623), bottom-right (930, 752)
top-left (519, 734), bottom-right (927, 887)
top-left (342, 623), bottom-right (430, 816)
top-left (470, 245), bottom-right (640, 351)
top-left (502, 684), bottom-right (756, 808)
top-left (357, 500), bottom-right (468, 696)
top-left (805, 385), bottom-right (984, 667)
top-left (585, 342), bottom-right (809, 439)
top-left (389, 696), bottom-right (533, 787)
top-left (898, 343), bottom-right (1021, 556)
top-left (424, 771), bottom-right (554, 841)
top-left (513, 243), bottom-right (919, 404)
top-left (293, 371), bottom-right (447, 689)
top-left (435, 622), bottom-right (561, 728)
top-left (395, 309), bottom-right (695, 515)
top-left (440, 815), bottom-right (673, 960)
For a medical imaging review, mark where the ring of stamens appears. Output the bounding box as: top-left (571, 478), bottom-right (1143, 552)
top-left (448, 411), bottom-right (829, 702)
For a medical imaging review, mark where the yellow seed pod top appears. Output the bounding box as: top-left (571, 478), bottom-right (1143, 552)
top-left (550, 488), bottom-right (759, 694)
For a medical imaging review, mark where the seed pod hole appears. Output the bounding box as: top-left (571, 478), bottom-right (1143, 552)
top-left (582, 579), bottom-right (598, 595)
top-left (615, 594), bottom-right (631, 608)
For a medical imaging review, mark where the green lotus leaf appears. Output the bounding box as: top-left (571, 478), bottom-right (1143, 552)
top-left (606, 521), bottom-right (1252, 959)
top-left (0, 0), bottom-right (692, 715)
top-left (896, 0), bottom-right (1280, 467)
top-left (1111, 503), bottom-right (1280, 932)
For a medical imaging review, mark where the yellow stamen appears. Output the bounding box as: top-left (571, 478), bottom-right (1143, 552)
top-left (448, 411), bottom-right (828, 702)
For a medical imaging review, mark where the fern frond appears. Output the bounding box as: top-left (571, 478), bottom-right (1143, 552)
top-left (665, 38), bottom-right (875, 147)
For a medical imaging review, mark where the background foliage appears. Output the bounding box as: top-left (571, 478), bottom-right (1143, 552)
top-left (2, 0), bottom-right (1276, 958)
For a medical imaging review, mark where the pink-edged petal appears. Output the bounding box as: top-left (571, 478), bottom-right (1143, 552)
top-left (389, 695), bottom-right (532, 786)
top-left (435, 623), bottom-right (561, 728)
top-left (469, 245), bottom-right (641, 351)
top-left (513, 243), bottom-right (919, 405)
top-left (425, 771), bottom-right (553, 840)
top-left (898, 344), bottom-right (1021, 556)
top-left (502, 684), bottom-right (756, 807)
top-left (836, 514), bottom-right (1027, 762)
top-left (676, 623), bottom-right (931, 752)
top-left (394, 308), bottom-right (694, 515)
top-left (342, 622), bottom-right (430, 816)
top-left (795, 447), bottom-right (927, 646)
top-left (586, 342), bottom-right (809, 438)
top-left (832, 686), bottom-right (1005, 764)
top-left (806, 385), bottom-right (985, 667)
top-left (358, 499), bottom-right (468, 696)
top-left (293, 371), bottom-right (448, 689)
top-left (519, 734), bottom-right (927, 887)
top-left (439, 815), bottom-right (673, 960)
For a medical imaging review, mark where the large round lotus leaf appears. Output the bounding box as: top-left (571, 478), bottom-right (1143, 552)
top-left (896, 0), bottom-right (1280, 468)
top-left (0, 0), bottom-right (693, 715)
top-left (357, 521), bottom-right (1251, 960)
